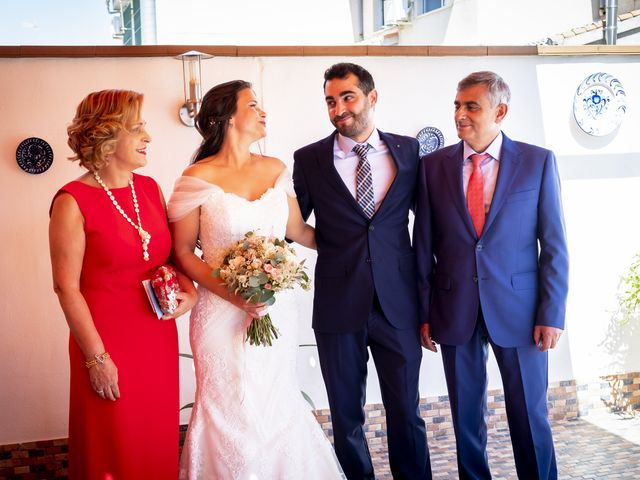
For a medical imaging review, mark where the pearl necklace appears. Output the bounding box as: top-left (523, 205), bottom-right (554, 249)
top-left (93, 171), bottom-right (151, 261)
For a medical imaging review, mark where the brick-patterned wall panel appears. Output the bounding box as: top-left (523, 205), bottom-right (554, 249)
top-left (2, 372), bottom-right (637, 480)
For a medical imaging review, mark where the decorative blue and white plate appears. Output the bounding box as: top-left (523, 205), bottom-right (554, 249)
top-left (573, 72), bottom-right (627, 136)
top-left (416, 126), bottom-right (445, 156)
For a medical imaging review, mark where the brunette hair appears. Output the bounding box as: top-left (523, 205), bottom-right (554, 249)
top-left (457, 71), bottom-right (511, 107)
top-left (192, 80), bottom-right (252, 163)
top-left (67, 89), bottom-right (143, 171)
top-left (323, 63), bottom-right (375, 95)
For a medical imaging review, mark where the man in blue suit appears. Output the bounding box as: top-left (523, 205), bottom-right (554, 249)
top-left (414, 71), bottom-right (569, 480)
top-left (293, 63), bottom-right (431, 480)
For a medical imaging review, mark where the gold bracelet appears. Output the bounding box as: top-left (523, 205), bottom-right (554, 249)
top-left (85, 352), bottom-right (110, 369)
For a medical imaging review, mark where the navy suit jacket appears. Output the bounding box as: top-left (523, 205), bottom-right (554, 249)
top-left (293, 130), bottom-right (421, 333)
top-left (414, 133), bottom-right (569, 347)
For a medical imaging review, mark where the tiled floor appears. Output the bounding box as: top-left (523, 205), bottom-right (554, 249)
top-left (2, 412), bottom-right (638, 479)
top-left (370, 412), bottom-right (640, 479)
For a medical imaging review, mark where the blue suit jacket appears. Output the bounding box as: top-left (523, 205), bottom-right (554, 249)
top-left (414, 133), bottom-right (569, 347)
top-left (293, 130), bottom-right (421, 333)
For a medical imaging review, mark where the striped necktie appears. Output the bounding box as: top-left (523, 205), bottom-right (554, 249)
top-left (352, 143), bottom-right (375, 218)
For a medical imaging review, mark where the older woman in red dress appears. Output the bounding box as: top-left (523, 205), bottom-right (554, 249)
top-left (49, 90), bottom-right (196, 479)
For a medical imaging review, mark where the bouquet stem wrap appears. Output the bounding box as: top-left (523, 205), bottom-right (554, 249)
top-left (213, 231), bottom-right (311, 346)
top-left (246, 313), bottom-right (279, 346)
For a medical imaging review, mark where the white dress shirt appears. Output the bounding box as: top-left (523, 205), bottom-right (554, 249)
top-left (333, 129), bottom-right (397, 213)
top-left (462, 132), bottom-right (503, 214)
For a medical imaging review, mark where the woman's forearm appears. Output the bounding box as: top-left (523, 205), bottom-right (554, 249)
top-left (286, 196), bottom-right (316, 250)
top-left (288, 224), bottom-right (316, 250)
top-left (54, 287), bottom-right (105, 359)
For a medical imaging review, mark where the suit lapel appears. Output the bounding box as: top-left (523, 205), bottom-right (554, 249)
top-left (483, 134), bottom-right (522, 234)
top-left (316, 131), bottom-right (365, 216)
top-left (443, 142), bottom-right (477, 237)
top-left (375, 131), bottom-right (402, 218)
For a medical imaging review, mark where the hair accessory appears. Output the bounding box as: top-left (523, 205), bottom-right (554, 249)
top-left (208, 116), bottom-right (229, 127)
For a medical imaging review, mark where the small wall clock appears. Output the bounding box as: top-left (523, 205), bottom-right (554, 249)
top-left (16, 137), bottom-right (54, 174)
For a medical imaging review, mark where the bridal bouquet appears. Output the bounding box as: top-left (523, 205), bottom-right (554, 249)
top-left (213, 231), bottom-right (311, 346)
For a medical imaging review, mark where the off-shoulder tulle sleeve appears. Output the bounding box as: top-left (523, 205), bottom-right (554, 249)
top-left (167, 176), bottom-right (219, 222)
top-left (275, 167), bottom-right (296, 198)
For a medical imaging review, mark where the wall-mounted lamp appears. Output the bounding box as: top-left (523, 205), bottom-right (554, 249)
top-left (176, 50), bottom-right (212, 127)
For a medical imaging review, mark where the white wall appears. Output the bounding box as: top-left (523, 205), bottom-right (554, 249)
top-left (154, 0), bottom-right (354, 45)
top-left (374, 0), bottom-right (595, 45)
top-left (1, 52), bottom-right (640, 445)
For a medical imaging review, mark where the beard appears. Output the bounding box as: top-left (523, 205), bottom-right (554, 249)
top-left (331, 102), bottom-right (373, 139)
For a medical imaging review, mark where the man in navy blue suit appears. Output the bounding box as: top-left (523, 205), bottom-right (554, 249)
top-left (414, 71), bottom-right (569, 479)
top-left (293, 63), bottom-right (431, 480)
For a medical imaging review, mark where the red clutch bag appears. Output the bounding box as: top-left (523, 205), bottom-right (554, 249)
top-left (150, 265), bottom-right (180, 315)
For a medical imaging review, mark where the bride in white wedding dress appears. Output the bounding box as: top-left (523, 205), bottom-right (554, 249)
top-left (168, 80), bottom-right (344, 480)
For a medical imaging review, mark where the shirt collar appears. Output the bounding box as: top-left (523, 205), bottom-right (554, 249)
top-left (335, 128), bottom-right (381, 159)
top-left (463, 131), bottom-right (503, 164)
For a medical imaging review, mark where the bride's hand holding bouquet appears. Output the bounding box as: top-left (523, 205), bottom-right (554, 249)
top-left (213, 231), bottom-right (311, 346)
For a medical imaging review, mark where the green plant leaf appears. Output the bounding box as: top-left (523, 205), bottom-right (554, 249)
top-left (255, 271), bottom-right (269, 284)
top-left (301, 391), bottom-right (316, 410)
top-left (619, 251), bottom-right (640, 319)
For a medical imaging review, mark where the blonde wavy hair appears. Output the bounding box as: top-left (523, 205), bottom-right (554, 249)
top-left (67, 89), bottom-right (144, 171)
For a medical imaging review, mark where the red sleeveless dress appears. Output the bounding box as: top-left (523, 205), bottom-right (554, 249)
top-left (55, 174), bottom-right (179, 480)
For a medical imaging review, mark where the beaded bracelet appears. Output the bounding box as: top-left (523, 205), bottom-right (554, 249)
top-left (85, 352), bottom-right (110, 369)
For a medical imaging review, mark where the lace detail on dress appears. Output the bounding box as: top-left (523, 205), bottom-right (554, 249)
top-left (175, 170), bottom-right (343, 480)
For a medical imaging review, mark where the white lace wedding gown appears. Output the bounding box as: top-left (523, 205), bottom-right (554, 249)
top-left (168, 170), bottom-right (344, 480)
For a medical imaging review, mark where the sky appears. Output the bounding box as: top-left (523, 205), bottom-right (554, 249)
top-left (0, 0), bottom-right (119, 45)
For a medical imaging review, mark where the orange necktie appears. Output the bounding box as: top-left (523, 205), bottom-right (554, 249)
top-left (467, 153), bottom-right (490, 236)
